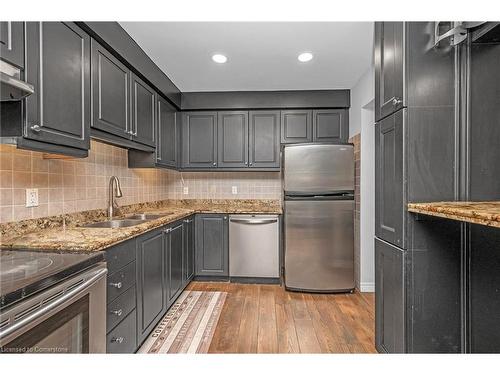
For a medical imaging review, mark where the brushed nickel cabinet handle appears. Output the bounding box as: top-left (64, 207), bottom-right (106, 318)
top-left (30, 124), bottom-right (41, 132)
top-left (109, 282), bottom-right (122, 289)
top-left (111, 309), bottom-right (123, 316)
top-left (111, 337), bottom-right (124, 344)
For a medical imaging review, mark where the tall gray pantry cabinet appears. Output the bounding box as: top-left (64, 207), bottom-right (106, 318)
top-left (375, 21), bottom-right (500, 353)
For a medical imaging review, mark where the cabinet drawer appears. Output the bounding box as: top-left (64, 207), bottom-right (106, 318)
top-left (107, 285), bottom-right (136, 333)
top-left (105, 239), bottom-right (136, 274)
top-left (106, 309), bottom-right (137, 354)
top-left (107, 261), bottom-right (136, 303)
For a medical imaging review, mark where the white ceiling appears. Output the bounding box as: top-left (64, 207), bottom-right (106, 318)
top-left (119, 22), bottom-right (374, 92)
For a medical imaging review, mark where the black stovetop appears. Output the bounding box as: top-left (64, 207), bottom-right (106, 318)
top-left (0, 249), bottom-right (104, 310)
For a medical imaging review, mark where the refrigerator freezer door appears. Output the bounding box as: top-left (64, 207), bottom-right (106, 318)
top-left (284, 199), bottom-right (354, 292)
top-left (283, 144), bottom-right (354, 194)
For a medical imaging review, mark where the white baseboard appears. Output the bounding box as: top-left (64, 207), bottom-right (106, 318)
top-left (359, 282), bottom-right (375, 293)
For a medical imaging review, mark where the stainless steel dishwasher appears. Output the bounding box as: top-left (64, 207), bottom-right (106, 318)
top-left (229, 215), bottom-right (280, 279)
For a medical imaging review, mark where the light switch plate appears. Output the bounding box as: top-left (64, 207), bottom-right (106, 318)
top-left (26, 188), bottom-right (39, 207)
top-left (232, 186), bottom-right (238, 195)
top-left (183, 186), bottom-right (189, 195)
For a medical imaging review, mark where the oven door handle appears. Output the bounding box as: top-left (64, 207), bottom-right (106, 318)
top-left (0, 267), bottom-right (107, 341)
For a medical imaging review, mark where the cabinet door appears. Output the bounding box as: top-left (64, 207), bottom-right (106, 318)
top-left (183, 217), bottom-right (195, 283)
top-left (375, 22), bottom-right (404, 122)
top-left (166, 223), bottom-right (184, 307)
top-left (91, 39), bottom-right (131, 139)
top-left (217, 111), bottom-right (248, 168)
top-left (182, 112), bottom-right (218, 168)
top-left (136, 229), bottom-right (165, 341)
top-left (131, 73), bottom-right (155, 147)
top-left (195, 214), bottom-right (228, 277)
top-left (280, 110), bottom-right (312, 144)
top-left (375, 237), bottom-right (405, 353)
top-left (375, 109), bottom-right (406, 248)
top-left (312, 109), bottom-right (348, 142)
top-left (249, 110), bottom-right (280, 168)
top-left (24, 22), bottom-right (90, 150)
top-left (156, 96), bottom-right (177, 168)
top-left (0, 22), bottom-right (24, 68)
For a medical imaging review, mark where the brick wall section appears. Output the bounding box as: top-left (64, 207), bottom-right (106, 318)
top-left (349, 133), bottom-right (361, 290)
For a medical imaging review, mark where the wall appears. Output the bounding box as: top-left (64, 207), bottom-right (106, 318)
top-left (0, 140), bottom-right (281, 223)
top-left (349, 65), bottom-right (375, 292)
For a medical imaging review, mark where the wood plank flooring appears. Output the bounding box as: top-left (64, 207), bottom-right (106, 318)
top-left (186, 282), bottom-right (376, 354)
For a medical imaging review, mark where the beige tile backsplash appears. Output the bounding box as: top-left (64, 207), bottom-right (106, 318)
top-left (0, 140), bottom-right (281, 223)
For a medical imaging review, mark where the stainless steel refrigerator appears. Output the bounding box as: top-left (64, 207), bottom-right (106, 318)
top-left (283, 143), bottom-right (355, 292)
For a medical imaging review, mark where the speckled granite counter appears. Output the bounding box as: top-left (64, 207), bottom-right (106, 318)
top-left (407, 201), bottom-right (500, 228)
top-left (0, 199), bottom-right (281, 252)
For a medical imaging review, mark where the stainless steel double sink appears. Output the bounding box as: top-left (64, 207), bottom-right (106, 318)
top-left (81, 212), bottom-right (173, 228)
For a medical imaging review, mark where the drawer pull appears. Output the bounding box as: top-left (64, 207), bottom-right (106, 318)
top-left (111, 309), bottom-right (123, 316)
top-left (109, 282), bottom-right (122, 289)
top-left (111, 337), bottom-right (124, 344)
top-left (392, 97), bottom-right (403, 106)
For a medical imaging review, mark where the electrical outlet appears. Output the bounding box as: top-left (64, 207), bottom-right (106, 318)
top-left (232, 186), bottom-right (238, 195)
top-left (26, 188), bottom-right (39, 207)
top-left (183, 186), bottom-right (189, 195)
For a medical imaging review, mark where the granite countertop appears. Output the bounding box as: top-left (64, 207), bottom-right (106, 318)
top-left (0, 199), bottom-right (281, 253)
top-left (407, 201), bottom-right (500, 228)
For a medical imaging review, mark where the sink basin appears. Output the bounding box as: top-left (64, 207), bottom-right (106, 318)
top-left (126, 212), bottom-right (173, 220)
top-left (82, 219), bottom-right (148, 228)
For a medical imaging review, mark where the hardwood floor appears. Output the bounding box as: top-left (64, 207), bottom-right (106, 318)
top-left (186, 281), bottom-right (376, 354)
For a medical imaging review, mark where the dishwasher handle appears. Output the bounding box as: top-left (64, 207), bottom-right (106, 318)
top-left (230, 218), bottom-right (278, 225)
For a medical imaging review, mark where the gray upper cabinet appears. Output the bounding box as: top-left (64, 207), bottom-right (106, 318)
top-left (249, 110), bottom-right (280, 168)
top-left (195, 214), bottom-right (229, 277)
top-left (136, 229), bottom-right (165, 342)
top-left (217, 111), bottom-right (248, 168)
top-left (375, 237), bottom-right (405, 353)
top-left (280, 110), bottom-right (312, 144)
top-left (375, 22), bottom-right (404, 122)
top-left (182, 111), bottom-right (218, 168)
top-left (312, 109), bottom-right (348, 142)
top-left (91, 39), bottom-right (131, 139)
top-left (0, 22), bottom-right (24, 68)
top-left (131, 73), bottom-right (156, 147)
top-left (156, 96), bottom-right (177, 168)
top-left (24, 22), bottom-right (90, 150)
top-left (375, 109), bottom-right (406, 249)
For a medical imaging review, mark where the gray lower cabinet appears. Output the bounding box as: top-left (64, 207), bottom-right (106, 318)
top-left (249, 110), bottom-right (280, 168)
top-left (280, 109), bottom-right (312, 144)
top-left (130, 73), bottom-right (156, 146)
top-left (375, 237), bottom-right (405, 353)
top-left (156, 96), bottom-right (178, 168)
top-left (24, 22), bottom-right (90, 150)
top-left (136, 229), bottom-right (165, 343)
top-left (166, 222), bottom-right (184, 307)
top-left (217, 111), bottom-right (248, 168)
top-left (195, 214), bottom-right (229, 277)
top-left (183, 216), bottom-right (195, 284)
top-left (182, 111), bottom-right (218, 168)
top-left (375, 22), bottom-right (404, 122)
top-left (91, 39), bottom-right (131, 139)
top-left (0, 22), bottom-right (24, 68)
top-left (312, 109), bottom-right (348, 142)
top-left (104, 239), bottom-right (137, 354)
top-left (375, 109), bottom-right (406, 248)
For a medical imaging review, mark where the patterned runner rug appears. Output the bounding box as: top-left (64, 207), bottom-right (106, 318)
top-left (138, 290), bottom-right (227, 354)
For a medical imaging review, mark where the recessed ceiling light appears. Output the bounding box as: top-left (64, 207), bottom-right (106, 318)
top-left (212, 54), bottom-right (227, 64)
top-left (298, 52), bottom-right (313, 62)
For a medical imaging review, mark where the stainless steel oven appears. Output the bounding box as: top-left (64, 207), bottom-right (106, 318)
top-left (0, 263), bottom-right (107, 353)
